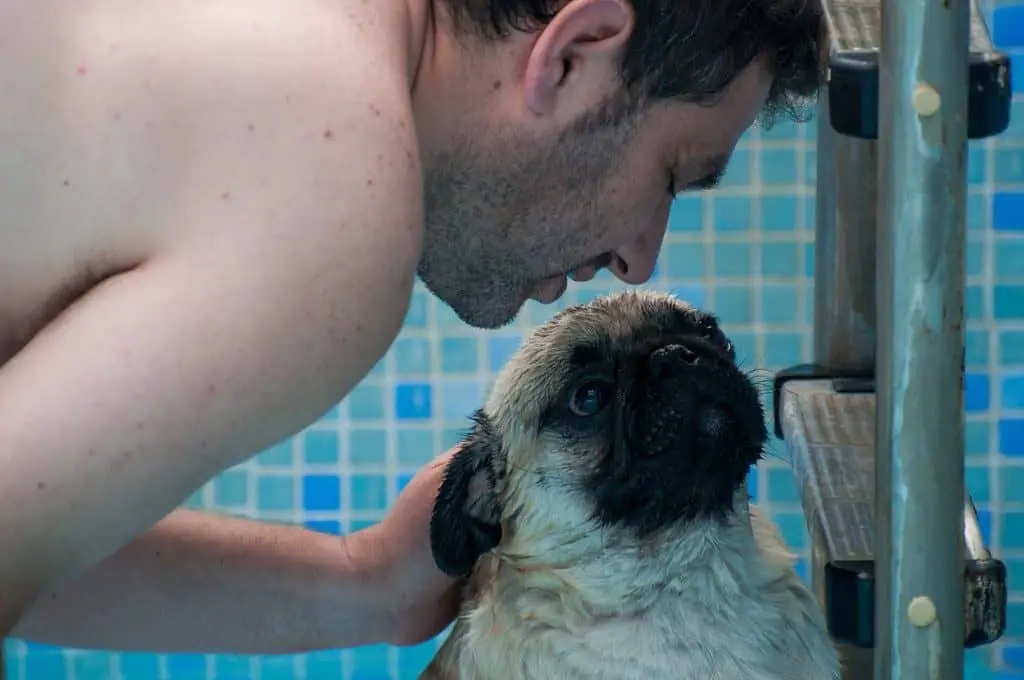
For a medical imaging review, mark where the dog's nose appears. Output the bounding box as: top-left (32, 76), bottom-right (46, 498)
top-left (648, 343), bottom-right (699, 379)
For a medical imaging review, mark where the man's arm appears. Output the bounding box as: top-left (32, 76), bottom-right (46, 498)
top-left (0, 0), bottom-right (423, 636)
top-left (13, 509), bottom-right (391, 653)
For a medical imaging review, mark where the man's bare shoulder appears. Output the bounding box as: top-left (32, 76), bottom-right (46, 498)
top-left (0, 0), bottom-right (424, 358)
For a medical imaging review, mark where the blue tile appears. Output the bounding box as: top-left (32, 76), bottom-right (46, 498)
top-left (999, 467), bottom-right (1024, 503)
top-left (966, 330), bottom-right (989, 367)
top-left (999, 419), bottom-right (1024, 456)
top-left (994, 5), bottom-right (1024, 47)
top-left (259, 655), bottom-right (301, 680)
top-left (761, 196), bottom-right (799, 231)
top-left (977, 509), bottom-right (992, 545)
top-left (760, 284), bottom-right (800, 324)
top-left (968, 193), bottom-right (985, 231)
top-left (305, 520), bottom-right (342, 535)
top-left (721, 149), bottom-right (751, 186)
top-left (393, 338), bottom-right (432, 374)
top-left (773, 512), bottom-right (808, 549)
top-left (965, 420), bottom-right (991, 458)
top-left (257, 440), bottom-right (293, 466)
top-left (398, 642), bottom-right (438, 680)
top-left (214, 470), bottom-right (248, 506)
top-left (715, 285), bottom-right (753, 323)
top-left (404, 291), bottom-right (428, 327)
top-left (670, 285), bottom-right (707, 309)
top-left (487, 336), bottom-right (522, 372)
top-left (305, 651), bottom-right (344, 679)
top-left (215, 655), bottom-right (254, 678)
top-left (965, 373), bottom-right (991, 413)
top-left (119, 653), bottom-right (161, 677)
top-left (73, 652), bottom-right (115, 678)
top-left (764, 333), bottom-right (804, 368)
top-left (395, 384), bottom-right (432, 420)
top-left (994, 285), bottom-right (1024, 319)
top-left (761, 149), bottom-right (798, 184)
top-left (441, 337), bottom-right (478, 373)
top-left (966, 465), bottom-right (990, 504)
top-left (440, 380), bottom-right (483, 422)
top-left (166, 654), bottom-right (207, 675)
top-left (348, 385), bottom-right (385, 421)
top-left (1013, 51), bottom-right (1024, 94)
top-left (712, 196), bottom-right (753, 232)
top-left (713, 242), bottom-right (752, 277)
top-left (351, 475), bottom-right (389, 511)
top-left (994, 193), bottom-right (1024, 231)
top-left (730, 332), bottom-right (758, 367)
top-left (1001, 512), bottom-right (1024, 549)
top-left (1003, 374), bottom-right (1024, 410)
top-left (396, 428), bottom-right (436, 466)
top-left (303, 430), bottom-right (340, 465)
top-left (760, 242), bottom-right (801, 277)
top-left (967, 144), bottom-right (988, 185)
top-left (25, 653), bottom-right (68, 678)
top-left (966, 284), bottom-right (985, 321)
top-left (804, 243), bottom-right (815, 278)
top-left (349, 428), bottom-right (387, 467)
top-left (257, 475), bottom-right (294, 512)
top-left (967, 239), bottom-right (984, 278)
top-left (994, 148), bottom-right (1024, 183)
top-left (663, 242), bottom-right (706, 278)
top-left (1001, 330), bottom-right (1024, 364)
top-left (996, 238), bottom-right (1024, 278)
top-left (1002, 645), bottom-right (1024, 670)
top-left (396, 472), bottom-right (415, 494)
top-left (667, 195), bottom-right (704, 232)
top-left (351, 644), bottom-right (391, 674)
top-left (766, 467), bottom-right (801, 503)
top-left (747, 465), bottom-right (759, 501)
top-left (302, 475), bottom-right (341, 511)
top-left (760, 119), bottom-right (800, 141)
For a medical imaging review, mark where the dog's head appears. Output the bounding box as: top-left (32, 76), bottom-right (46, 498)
top-left (430, 290), bottom-right (768, 578)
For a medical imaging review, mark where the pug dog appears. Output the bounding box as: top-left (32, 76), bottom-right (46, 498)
top-left (420, 290), bottom-right (839, 680)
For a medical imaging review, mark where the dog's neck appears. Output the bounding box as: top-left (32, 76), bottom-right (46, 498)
top-left (485, 486), bottom-right (759, 620)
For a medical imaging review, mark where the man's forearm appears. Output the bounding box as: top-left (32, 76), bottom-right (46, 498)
top-left (11, 509), bottom-right (390, 654)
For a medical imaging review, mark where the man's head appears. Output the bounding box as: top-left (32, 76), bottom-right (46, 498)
top-left (429, 291), bottom-right (768, 578)
top-left (412, 0), bottom-right (823, 328)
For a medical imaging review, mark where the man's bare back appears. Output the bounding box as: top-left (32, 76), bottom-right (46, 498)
top-left (0, 0), bottom-right (822, 658)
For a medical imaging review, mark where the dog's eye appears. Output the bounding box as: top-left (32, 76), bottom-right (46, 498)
top-left (568, 381), bottom-right (613, 417)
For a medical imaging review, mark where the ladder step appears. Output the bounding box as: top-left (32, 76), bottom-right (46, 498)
top-left (824, 0), bottom-right (1012, 139)
top-left (774, 374), bottom-right (1007, 649)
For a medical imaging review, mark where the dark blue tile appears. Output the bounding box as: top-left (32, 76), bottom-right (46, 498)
top-left (1002, 645), bottom-right (1024, 669)
top-left (964, 373), bottom-right (991, 413)
top-left (999, 418), bottom-right (1024, 456)
top-left (794, 557), bottom-right (808, 583)
top-left (487, 336), bottom-right (522, 372)
top-left (395, 384), bottom-right (432, 420)
top-left (976, 509), bottom-right (991, 545)
top-left (302, 475), bottom-right (341, 511)
top-left (761, 196), bottom-right (799, 231)
top-left (668, 195), bottom-right (704, 232)
top-left (670, 284), bottom-right (707, 308)
top-left (747, 465), bottom-right (759, 502)
top-left (713, 196), bottom-right (753, 232)
top-left (305, 520), bottom-right (342, 535)
top-left (994, 193), bottom-right (1024, 231)
top-left (166, 654), bottom-right (207, 675)
top-left (994, 5), bottom-right (1024, 47)
top-left (995, 285), bottom-right (1024, 319)
top-left (1004, 374), bottom-right (1024, 410)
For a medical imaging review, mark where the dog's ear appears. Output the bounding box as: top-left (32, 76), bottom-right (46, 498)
top-left (430, 411), bottom-right (503, 578)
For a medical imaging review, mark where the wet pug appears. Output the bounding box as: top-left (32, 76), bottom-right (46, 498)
top-left (421, 290), bottom-right (839, 680)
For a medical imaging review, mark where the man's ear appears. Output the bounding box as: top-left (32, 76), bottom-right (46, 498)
top-left (429, 411), bottom-right (504, 578)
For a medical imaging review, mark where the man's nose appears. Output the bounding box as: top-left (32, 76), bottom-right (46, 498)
top-left (609, 216), bottom-right (668, 285)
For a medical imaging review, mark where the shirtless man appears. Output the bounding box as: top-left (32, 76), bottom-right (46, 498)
top-left (0, 0), bottom-right (823, 657)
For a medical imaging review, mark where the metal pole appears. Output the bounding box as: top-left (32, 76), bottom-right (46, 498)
top-left (875, 0), bottom-right (970, 676)
top-left (812, 89), bottom-right (877, 680)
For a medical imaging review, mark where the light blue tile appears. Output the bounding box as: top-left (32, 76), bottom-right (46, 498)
top-left (713, 242), bottom-right (752, 277)
top-left (350, 475), bottom-right (389, 512)
top-left (440, 380), bottom-right (483, 422)
top-left (166, 654), bottom-right (207, 676)
top-left (966, 465), bottom-right (991, 504)
top-left (441, 337), bottom-right (478, 373)
top-left (258, 655), bottom-right (302, 680)
top-left (1002, 374), bottom-right (1024, 409)
top-left (761, 196), bottom-right (799, 231)
top-left (999, 467), bottom-right (1024, 503)
top-left (487, 336), bottom-right (523, 372)
top-left (257, 475), bottom-right (294, 512)
top-left (766, 468), bottom-right (801, 503)
top-left (667, 195), bottom-right (704, 233)
top-left (966, 330), bottom-right (990, 367)
top-left (303, 430), bottom-right (340, 465)
top-left (393, 338), bottom-right (432, 374)
top-left (1000, 330), bottom-right (1024, 364)
top-left (760, 284), bottom-right (800, 324)
top-left (258, 440), bottom-right (293, 466)
top-left (712, 196), bottom-right (753, 232)
top-left (349, 428), bottom-right (387, 467)
top-left (995, 238), bottom-right (1024, 278)
top-left (397, 643), bottom-right (438, 680)
top-left (995, 285), bottom-right (1024, 319)
top-left (764, 333), bottom-right (804, 368)
top-left (72, 652), bottom-right (114, 679)
top-left (663, 242), bottom-right (706, 278)
top-left (714, 285), bottom-right (753, 324)
top-left (761, 148), bottom-right (798, 184)
top-left (396, 428), bottom-right (436, 466)
top-left (772, 512), bottom-right (808, 549)
top-left (213, 471), bottom-right (248, 507)
top-left (214, 655), bottom-right (254, 678)
top-left (670, 284), bottom-right (707, 309)
top-left (760, 242), bottom-right (801, 277)
top-left (967, 238), bottom-right (985, 278)
top-left (720, 149), bottom-right (751, 187)
top-left (403, 291), bottom-right (428, 328)
top-left (348, 385), bottom-right (385, 421)
top-left (965, 420), bottom-right (991, 458)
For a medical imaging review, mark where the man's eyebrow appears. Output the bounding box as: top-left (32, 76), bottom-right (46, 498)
top-left (687, 154), bottom-right (731, 190)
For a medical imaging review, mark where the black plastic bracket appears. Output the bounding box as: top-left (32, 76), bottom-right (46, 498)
top-left (771, 363), bottom-right (874, 439)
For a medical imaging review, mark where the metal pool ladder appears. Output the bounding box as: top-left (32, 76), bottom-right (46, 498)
top-left (771, 0), bottom-right (1012, 677)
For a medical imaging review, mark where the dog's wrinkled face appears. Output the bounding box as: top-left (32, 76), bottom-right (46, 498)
top-left (430, 291), bottom-right (768, 578)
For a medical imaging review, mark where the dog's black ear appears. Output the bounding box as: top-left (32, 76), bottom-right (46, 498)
top-left (430, 411), bottom-right (503, 578)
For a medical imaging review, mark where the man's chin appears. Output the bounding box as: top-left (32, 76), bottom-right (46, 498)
top-left (445, 295), bottom-right (525, 330)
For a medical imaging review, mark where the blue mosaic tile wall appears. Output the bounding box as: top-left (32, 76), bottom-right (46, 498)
top-left (5, 4), bottom-right (1024, 679)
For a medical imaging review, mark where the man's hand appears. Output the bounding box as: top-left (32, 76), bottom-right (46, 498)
top-left (364, 449), bottom-right (463, 646)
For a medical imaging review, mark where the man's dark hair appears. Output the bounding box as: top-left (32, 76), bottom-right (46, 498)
top-left (440, 0), bottom-right (825, 126)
